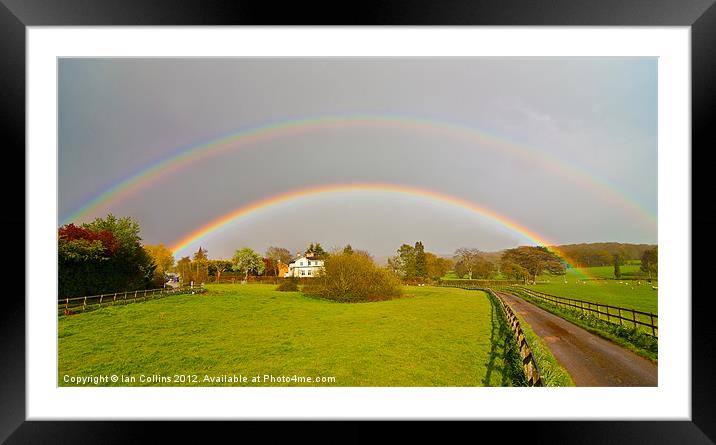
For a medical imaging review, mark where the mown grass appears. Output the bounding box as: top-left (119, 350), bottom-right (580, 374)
top-left (58, 284), bottom-right (527, 387)
top-left (527, 269), bottom-right (658, 315)
top-left (570, 264), bottom-right (645, 279)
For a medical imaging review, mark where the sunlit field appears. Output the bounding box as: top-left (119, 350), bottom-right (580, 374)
top-left (529, 267), bottom-right (658, 315)
top-left (58, 284), bottom-right (524, 387)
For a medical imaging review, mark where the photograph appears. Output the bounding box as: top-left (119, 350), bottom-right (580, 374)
top-left (4, 3), bottom-right (710, 440)
top-left (57, 56), bottom-right (658, 388)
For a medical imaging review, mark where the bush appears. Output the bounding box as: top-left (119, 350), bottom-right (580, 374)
top-left (58, 215), bottom-right (155, 298)
top-left (276, 277), bottom-right (299, 292)
top-left (304, 252), bottom-right (402, 302)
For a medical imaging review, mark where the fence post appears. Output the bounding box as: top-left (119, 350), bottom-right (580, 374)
top-left (650, 313), bottom-right (656, 337)
top-left (632, 310), bottom-right (637, 329)
top-left (99, 295), bottom-right (103, 306)
top-left (606, 306), bottom-right (610, 323)
top-left (618, 308), bottom-right (623, 326)
top-left (65, 298), bottom-right (69, 311)
top-left (83, 296), bottom-right (87, 311)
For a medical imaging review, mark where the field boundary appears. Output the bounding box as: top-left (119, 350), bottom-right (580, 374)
top-left (502, 286), bottom-right (658, 338)
top-left (440, 283), bottom-right (544, 387)
top-left (58, 284), bottom-right (207, 315)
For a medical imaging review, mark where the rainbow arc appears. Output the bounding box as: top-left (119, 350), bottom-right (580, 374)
top-left (167, 182), bottom-right (594, 279)
top-left (61, 114), bottom-right (656, 228)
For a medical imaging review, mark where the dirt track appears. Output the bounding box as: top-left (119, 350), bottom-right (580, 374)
top-left (496, 291), bottom-right (657, 387)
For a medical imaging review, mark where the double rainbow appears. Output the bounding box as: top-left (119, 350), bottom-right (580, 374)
top-left (61, 114), bottom-right (656, 227)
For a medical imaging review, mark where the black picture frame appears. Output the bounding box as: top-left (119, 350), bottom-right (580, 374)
top-left (3, 1), bottom-right (713, 443)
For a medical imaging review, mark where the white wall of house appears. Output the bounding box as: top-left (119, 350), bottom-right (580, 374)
top-left (284, 256), bottom-right (324, 278)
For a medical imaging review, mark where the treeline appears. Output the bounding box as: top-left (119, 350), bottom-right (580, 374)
top-left (174, 243), bottom-right (327, 284)
top-left (386, 242), bottom-right (454, 281)
top-left (58, 215), bottom-right (156, 298)
top-left (557, 243), bottom-right (656, 267)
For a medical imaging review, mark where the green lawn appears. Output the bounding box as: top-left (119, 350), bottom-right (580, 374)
top-left (527, 268), bottom-right (658, 315)
top-left (571, 263), bottom-right (645, 279)
top-left (58, 284), bottom-right (525, 387)
top-left (440, 271), bottom-right (462, 280)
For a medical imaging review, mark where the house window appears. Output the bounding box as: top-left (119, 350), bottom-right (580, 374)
top-left (307, 270), bottom-right (312, 276)
top-left (300, 261), bottom-right (304, 266)
top-left (301, 270), bottom-right (305, 276)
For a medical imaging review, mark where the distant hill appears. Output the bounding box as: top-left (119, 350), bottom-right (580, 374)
top-left (379, 242), bottom-right (656, 268)
top-left (554, 242), bottom-right (656, 267)
top-left (445, 242), bottom-right (656, 268)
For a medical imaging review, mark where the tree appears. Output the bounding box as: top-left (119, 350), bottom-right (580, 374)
top-left (265, 246), bottom-right (292, 276)
top-left (473, 257), bottom-right (497, 279)
top-left (144, 244), bottom-right (175, 287)
top-left (453, 248), bottom-right (482, 280)
top-left (414, 241), bottom-right (427, 278)
top-left (394, 244), bottom-right (416, 277)
top-left (425, 253), bottom-right (453, 280)
top-left (500, 261), bottom-right (527, 281)
top-left (192, 247), bottom-right (209, 284)
top-left (613, 253), bottom-right (624, 279)
top-left (501, 246), bottom-right (565, 284)
top-left (305, 242), bottom-right (328, 259)
top-left (208, 259), bottom-right (233, 281)
top-left (232, 247), bottom-right (265, 281)
top-left (176, 256), bottom-right (193, 283)
top-left (641, 247), bottom-right (658, 280)
top-left (58, 214), bottom-right (155, 297)
top-left (342, 244), bottom-right (354, 255)
top-left (58, 224), bottom-right (118, 297)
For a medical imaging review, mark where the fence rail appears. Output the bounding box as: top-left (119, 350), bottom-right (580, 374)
top-left (500, 286), bottom-right (658, 338)
top-left (437, 279), bottom-right (525, 286)
top-left (489, 289), bottom-right (544, 387)
top-left (58, 284), bottom-right (206, 315)
top-left (440, 283), bottom-right (544, 386)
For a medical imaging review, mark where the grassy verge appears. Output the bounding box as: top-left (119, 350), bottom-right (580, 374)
top-left (484, 290), bottom-right (574, 387)
top-left (482, 291), bottom-right (527, 387)
top-left (505, 288), bottom-right (658, 363)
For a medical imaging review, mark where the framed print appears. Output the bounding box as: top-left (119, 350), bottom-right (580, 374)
top-left (4, 0), bottom-right (714, 443)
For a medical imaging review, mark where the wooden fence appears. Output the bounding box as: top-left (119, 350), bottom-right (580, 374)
top-left (489, 289), bottom-right (544, 387)
top-left (437, 279), bottom-right (525, 286)
top-left (440, 283), bottom-right (544, 386)
top-left (58, 284), bottom-right (206, 315)
top-left (502, 286), bottom-right (658, 338)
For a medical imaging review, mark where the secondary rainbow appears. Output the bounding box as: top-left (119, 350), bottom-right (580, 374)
top-left (168, 182), bottom-right (592, 278)
top-left (61, 114), bottom-right (656, 228)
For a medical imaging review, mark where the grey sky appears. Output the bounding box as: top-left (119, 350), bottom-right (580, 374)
top-left (58, 58), bottom-right (657, 260)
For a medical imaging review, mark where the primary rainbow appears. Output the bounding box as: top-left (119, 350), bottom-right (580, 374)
top-left (168, 182), bottom-right (592, 278)
top-left (61, 114), bottom-right (656, 228)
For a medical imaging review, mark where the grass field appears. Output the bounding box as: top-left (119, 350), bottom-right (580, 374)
top-left (58, 284), bottom-right (526, 387)
top-left (573, 264), bottom-right (645, 279)
top-left (528, 267), bottom-right (658, 314)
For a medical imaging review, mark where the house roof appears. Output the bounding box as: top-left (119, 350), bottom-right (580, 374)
top-left (290, 256), bottom-right (324, 264)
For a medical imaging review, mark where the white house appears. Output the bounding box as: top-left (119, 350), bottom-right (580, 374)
top-left (284, 253), bottom-right (325, 278)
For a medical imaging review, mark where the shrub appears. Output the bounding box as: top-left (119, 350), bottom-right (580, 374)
top-left (276, 277), bottom-right (299, 292)
top-left (304, 252), bottom-right (402, 302)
